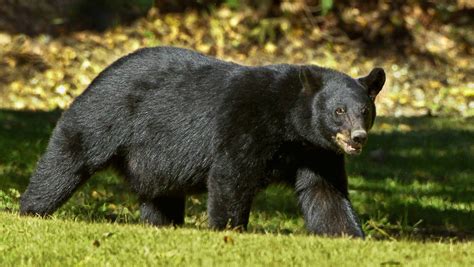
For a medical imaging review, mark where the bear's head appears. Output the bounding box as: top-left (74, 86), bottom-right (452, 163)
top-left (294, 66), bottom-right (385, 155)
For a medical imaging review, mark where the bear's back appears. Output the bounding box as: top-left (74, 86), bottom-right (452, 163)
top-left (55, 47), bottom-right (245, 192)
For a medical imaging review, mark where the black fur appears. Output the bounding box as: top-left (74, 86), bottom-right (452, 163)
top-left (20, 46), bottom-right (385, 238)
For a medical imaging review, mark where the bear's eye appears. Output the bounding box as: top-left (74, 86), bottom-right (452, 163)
top-left (362, 107), bottom-right (369, 115)
top-left (335, 108), bottom-right (346, 115)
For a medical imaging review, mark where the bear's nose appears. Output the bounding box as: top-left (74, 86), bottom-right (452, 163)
top-left (351, 130), bottom-right (367, 144)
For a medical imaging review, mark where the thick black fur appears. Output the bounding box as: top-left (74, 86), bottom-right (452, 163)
top-left (20, 46), bottom-right (385, 238)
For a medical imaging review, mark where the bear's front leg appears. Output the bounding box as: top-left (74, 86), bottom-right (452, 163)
top-left (295, 168), bottom-right (364, 238)
top-left (207, 162), bottom-right (258, 231)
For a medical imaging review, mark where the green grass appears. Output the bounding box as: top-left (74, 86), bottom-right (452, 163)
top-left (0, 110), bottom-right (473, 265)
top-left (1, 213), bottom-right (473, 266)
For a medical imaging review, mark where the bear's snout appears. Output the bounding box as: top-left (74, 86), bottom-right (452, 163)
top-left (350, 129), bottom-right (367, 145)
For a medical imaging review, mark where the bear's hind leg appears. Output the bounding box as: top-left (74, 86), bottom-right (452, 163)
top-left (140, 196), bottom-right (185, 226)
top-left (20, 127), bottom-right (93, 216)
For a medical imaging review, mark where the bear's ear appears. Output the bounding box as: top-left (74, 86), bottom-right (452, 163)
top-left (299, 67), bottom-right (322, 95)
top-left (358, 67), bottom-right (386, 101)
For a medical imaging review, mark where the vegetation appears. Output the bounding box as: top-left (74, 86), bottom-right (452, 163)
top-left (0, 1), bottom-right (473, 116)
top-left (1, 212), bottom-right (473, 266)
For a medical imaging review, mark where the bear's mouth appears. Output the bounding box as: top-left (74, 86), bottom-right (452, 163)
top-left (334, 133), bottom-right (363, 155)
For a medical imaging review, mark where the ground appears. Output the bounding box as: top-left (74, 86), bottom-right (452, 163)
top-left (1, 213), bottom-right (473, 266)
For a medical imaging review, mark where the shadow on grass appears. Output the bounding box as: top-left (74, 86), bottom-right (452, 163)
top-left (0, 109), bottom-right (472, 240)
top-left (347, 116), bottom-right (474, 240)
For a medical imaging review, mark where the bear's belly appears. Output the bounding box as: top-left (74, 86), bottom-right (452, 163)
top-left (118, 144), bottom-right (212, 198)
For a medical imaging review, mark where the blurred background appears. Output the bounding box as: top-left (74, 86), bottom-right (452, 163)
top-left (0, 0), bottom-right (472, 116)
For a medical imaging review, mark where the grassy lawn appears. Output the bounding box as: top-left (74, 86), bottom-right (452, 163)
top-left (0, 109), bottom-right (473, 265)
top-left (1, 213), bottom-right (472, 266)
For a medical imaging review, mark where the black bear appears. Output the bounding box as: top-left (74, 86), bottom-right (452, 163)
top-left (20, 46), bottom-right (385, 238)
